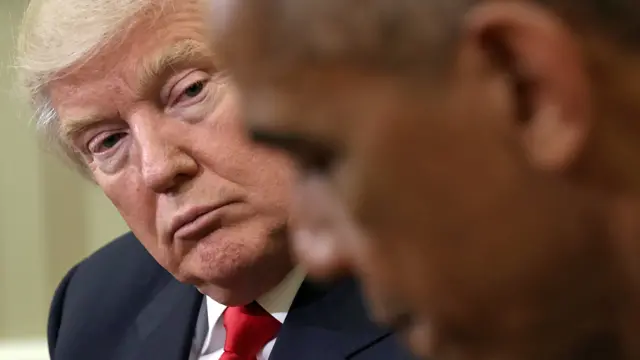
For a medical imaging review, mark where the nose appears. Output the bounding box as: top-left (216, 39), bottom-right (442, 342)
top-left (132, 112), bottom-right (199, 193)
top-left (290, 176), bottom-right (359, 279)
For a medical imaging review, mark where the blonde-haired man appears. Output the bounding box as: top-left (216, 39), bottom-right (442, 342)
top-left (16, 1), bottom-right (416, 360)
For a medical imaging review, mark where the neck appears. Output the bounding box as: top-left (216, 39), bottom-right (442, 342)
top-left (554, 192), bottom-right (640, 360)
top-left (603, 196), bottom-right (640, 359)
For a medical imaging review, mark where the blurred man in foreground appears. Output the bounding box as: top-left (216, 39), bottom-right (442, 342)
top-left (217, 0), bottom-right (640, 359)
top-left (16, 0), bottom-right (415, 359)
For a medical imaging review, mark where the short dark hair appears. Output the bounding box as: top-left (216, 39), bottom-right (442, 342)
top-left (227, 0), bottom-right (639, 80)
top-left (538, 0), bottom-right (640, 46)
top-left (228, 0), bottom-right (472, 77)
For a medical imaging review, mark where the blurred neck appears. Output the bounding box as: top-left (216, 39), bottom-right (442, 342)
top-left (605, 196), bottom-right (640, 359)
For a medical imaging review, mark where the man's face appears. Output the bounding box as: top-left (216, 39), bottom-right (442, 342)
top-left (238, 65), bottom-right (612, 360)
top-left (48, 0), bottom-right (297, 305)
top-left (219, 3), bottom-right (618, 359)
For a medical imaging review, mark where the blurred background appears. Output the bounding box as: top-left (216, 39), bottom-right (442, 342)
top-left (0, 1), bottom-right (130, 358)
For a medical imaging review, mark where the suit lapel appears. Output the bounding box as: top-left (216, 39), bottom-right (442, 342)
top-left (131, 277), bottom-right (203, 360)
top-left (270, 278), bottom-right (392, 360)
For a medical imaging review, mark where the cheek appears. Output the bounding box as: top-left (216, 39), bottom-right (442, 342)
top-left (290, 175), bottom-right (397, 285)
top-left (290, 178), bottom-right (355, 278)
top-left (338, 146), bottom-right (444, 303)
top-left (235, 146), bottom-right (298, 220)
top-left (223, 135), bottom-right (298, 211)
top-left (97, 174), bottom-right (159, 248)
top-left (198, 96), bottom-right (298, 202)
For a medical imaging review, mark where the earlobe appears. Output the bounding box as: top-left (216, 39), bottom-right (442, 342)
top-left (465, 1), bottom-right (591, 172)
top-left (522, 103), bottom-right (586, 171)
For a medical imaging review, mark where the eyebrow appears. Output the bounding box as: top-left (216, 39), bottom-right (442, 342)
top-left (137, 39), bottom-right (215, 95)
top-left (59, 39), bottom-right (214, 143)
top-left (59, 114), bottom-right (106, 145)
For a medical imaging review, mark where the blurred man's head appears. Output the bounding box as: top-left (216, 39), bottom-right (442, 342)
top-left (217, 0), bottom-right (640, 358)
top-left (17, 0), bottom-right (297, 305)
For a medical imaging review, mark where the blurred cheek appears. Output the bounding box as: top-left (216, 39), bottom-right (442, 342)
top-left (291, 226), bottom-right (349, 279)
top-left (289, 176), bottom-right (363, 280)
top-left (290, 176), bottom-right (419, 332)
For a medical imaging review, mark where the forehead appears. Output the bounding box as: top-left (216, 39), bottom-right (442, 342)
top-left (61, 2), bottom-right (208, 82)
top-left (49, 0), bottom-right (212, 128)
top-left (239, 64), bottom-right (417, 147)
top-left (221, 0), bottom-right (434, 145)
top-left (237, 67), bottom-right (351, 146)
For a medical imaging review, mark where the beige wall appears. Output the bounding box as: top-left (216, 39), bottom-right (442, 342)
top-left (0, 0), bottom-right (129, 339)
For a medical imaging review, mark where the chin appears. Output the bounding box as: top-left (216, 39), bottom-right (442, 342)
top-left (175, 220), bottom-right (292, 301)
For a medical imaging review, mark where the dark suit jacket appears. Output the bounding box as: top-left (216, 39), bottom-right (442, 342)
top-left (48, 232), bottom-right (416, 360)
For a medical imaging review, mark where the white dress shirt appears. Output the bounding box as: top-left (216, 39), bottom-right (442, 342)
top-left (190, 267), bottom-right (306, 360)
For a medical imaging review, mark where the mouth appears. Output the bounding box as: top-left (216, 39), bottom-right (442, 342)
top-left (170, 200), bottom-right (243, 242)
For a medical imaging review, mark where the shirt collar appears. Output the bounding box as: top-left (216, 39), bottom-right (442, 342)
top-left (206, 266), bottom-right (306, 330)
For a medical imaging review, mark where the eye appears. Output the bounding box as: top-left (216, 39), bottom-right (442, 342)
top-left (296, 146), bottom-right (337, 175)
top-left (87, 132), bottom-right (127, 155)
top-left (249, 129), bottom-right (338, 175)
top-left (174, 79), bottom-right (207, 105)
top-left (184, 81), bottom-right (205, 98)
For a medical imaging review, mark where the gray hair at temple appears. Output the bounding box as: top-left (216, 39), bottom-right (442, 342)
top-left (15, 0), bottom-right (167, 171)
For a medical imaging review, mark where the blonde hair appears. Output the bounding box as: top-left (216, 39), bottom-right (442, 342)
top-left (15, 0), bottom-right (160, 169)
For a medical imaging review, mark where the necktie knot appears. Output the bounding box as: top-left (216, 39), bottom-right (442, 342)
top-left (221, 302), bottom-right (281, 360)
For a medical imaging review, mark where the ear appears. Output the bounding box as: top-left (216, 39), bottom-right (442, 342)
top-left (464, 2), bottom-right (592, 172)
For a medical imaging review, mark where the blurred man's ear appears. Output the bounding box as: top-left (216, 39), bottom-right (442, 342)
top-left (465, 1), bottom-right (591, 173)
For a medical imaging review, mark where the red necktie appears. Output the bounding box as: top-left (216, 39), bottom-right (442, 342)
top-left (220, 302), bottom-right (282, 360)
